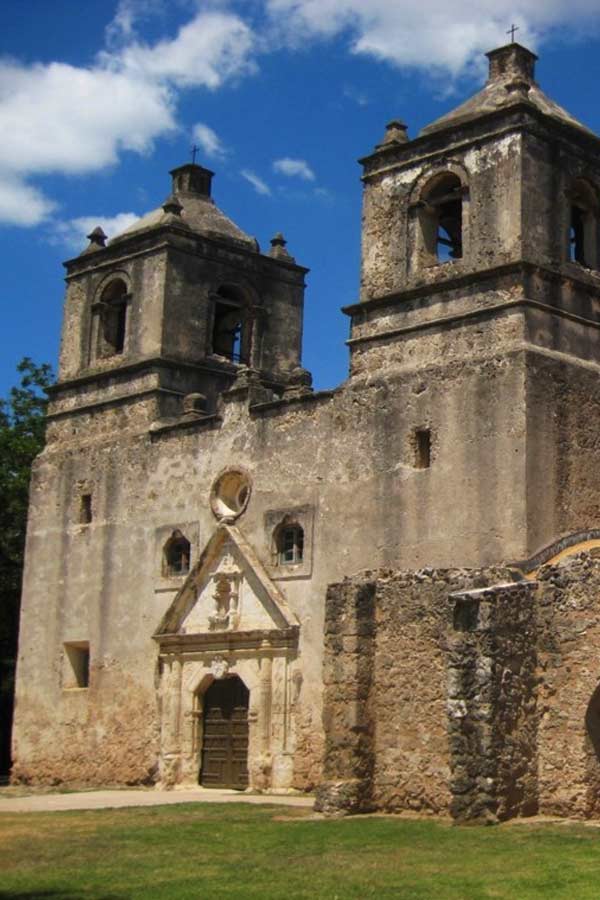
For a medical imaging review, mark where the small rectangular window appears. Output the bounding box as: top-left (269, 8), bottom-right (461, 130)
top-left (80, 494), bottom-right (92, 524)
top-left (415, 429), bottom-right (431, 469)
top-left (63, 642), bottom-right (90, 689)
top-left (277, 525), bottom-right (304, 565)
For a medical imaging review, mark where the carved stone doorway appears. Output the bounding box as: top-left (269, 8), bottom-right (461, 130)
top-left (199, 676), bottom-right (249, 789)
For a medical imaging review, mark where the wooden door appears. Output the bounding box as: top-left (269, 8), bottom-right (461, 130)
top-left (200, 676), bottom-right (249, 789)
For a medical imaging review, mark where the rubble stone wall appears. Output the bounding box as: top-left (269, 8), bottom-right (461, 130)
top-left (316, 566), bottom-right (516, 817)
top-left (536, 552), bottom-right (600, 818)
top-left (317, 556), bottom-right (600, 822)
top-left (448, 581), bottom-right (538, 823)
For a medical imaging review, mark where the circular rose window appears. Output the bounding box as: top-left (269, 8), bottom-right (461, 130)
top-left (210, 469), bottom-right (251, 521)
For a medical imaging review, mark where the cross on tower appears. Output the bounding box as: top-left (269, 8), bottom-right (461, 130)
top-left (191, 144), bottom-right (200, 165)
top-left (507, 23), bottom-right (519, 43)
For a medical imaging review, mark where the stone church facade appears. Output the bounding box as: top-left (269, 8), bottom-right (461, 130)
top-left (12, 43), bottom-right (600, 821)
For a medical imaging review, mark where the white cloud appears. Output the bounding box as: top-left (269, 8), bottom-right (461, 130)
top-left (54, 212), bottom-right (141, 251)
top-left (0, 9), bottom-right (256, 227)
top-left (105, 0), bottom-right (167, 45)
top-left (192, 122), bottom-right (227, 161)
top-left (241, 169), bottom-right (271, 195)
top-left (0, 177), bottom-right (56, 227)
top-left (264, 0), bottom-right (600, 76)
top-left (273, 157), bottom-right (315, 181)
top-left (0, 61), bottom-right (174, 177)
top-left (113, 12), bottom-right (256, 89)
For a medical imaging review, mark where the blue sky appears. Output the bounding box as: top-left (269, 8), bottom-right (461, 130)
top-left (2, 1), bottom-right (600, 397)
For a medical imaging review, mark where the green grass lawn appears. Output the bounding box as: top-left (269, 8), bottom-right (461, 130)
top-left (2, 803), bottom-right (600, 899)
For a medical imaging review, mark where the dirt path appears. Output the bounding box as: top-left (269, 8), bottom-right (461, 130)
top-left (0, 787), bottom-right (315, 813)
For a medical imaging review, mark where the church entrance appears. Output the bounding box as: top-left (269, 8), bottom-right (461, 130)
top-left (199, 676), bottom-right (249, 789)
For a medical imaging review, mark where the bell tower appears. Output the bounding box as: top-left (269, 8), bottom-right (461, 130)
top-left (49, 163), bottom-right (308, 441)
top-left (346, 42), bottom-right (600, 562)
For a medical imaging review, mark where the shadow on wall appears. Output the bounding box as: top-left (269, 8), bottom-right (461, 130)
top-left (585, 684), bottom-right (600, 817)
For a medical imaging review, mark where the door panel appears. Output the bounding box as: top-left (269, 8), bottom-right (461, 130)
top-left (200, 677), bottom-right (249, 789)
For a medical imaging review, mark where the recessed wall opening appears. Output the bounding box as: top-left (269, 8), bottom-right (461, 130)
top-left (421, 174), bottom-right (463, 263)
top-left (569, 180), bottom-right (597, 269)
top-left (63, 642), bottom-right (90, 689)
top-left (163, 529), bottom-right (191, 577)
top-left (274, 523), bottom-right (304, 565)
top-left (570, 205), bottom-right (587, 265)
top-left (96, 278), bottom-right (129, 358)
top-left (211, 286), bottom-right (248, 363)
top-left (415, 429), bottom-right (431, 469)
top-left (210, 469), bottom-right (252, 521)
top-left (80, 494), bottom-right (92, 525)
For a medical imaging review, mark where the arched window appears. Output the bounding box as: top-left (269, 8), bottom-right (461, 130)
top-left (211, 286), bottom-right (249, 363)
top-left (163, 530), bottom-right (191, 577)
top-left (274, 523), bottom-right (304, 565)
top-left (419, 173), bottom-right (464, 264)
top-left (96, 279), bottom-right (128, 358)
top-left (568, 180), bottom-right (597, 269)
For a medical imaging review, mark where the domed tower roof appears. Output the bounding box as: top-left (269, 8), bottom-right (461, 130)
top-left (110, 163), bottom-right (257, 251)
top-left (420, 42), bottom-right (594, 139)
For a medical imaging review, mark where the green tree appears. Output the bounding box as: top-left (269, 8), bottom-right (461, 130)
top-left (0, 358), bottom-right (53, 776)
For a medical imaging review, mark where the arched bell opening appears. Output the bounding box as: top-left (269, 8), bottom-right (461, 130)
top-left (420, 172), bottom-right (464, 264)
top-left (408, 166), bottom-right (470, 274)
top-left (210, 285), bottom-right (252, 364)
top-left (97, 278), bottom-right (129, 357)
top-left (567, 179), bottom-right (598, 269)
top-left (89, 275), bottom-right (131, 364)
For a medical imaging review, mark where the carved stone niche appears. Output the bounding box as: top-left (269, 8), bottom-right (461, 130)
top-left (208, 552), bottom-right (241, 631)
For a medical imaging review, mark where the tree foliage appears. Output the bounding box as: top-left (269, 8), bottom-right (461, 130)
top-left (0, 358), bottom-right (53, 773)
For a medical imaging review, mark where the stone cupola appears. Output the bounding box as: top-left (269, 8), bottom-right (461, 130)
top-left (486, 41), bottom-right (537, 84)
top-left (170, 162), bottom-right (214, 199)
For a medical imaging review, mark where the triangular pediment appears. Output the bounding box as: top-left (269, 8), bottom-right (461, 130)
top-left (154, 524), bottom-right (299, 638)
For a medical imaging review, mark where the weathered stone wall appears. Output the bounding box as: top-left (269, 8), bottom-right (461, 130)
top-left (536, 552), bottom-right (600, 818)
top-left (525, 352), bottom-right (600, 558)
top-left (31, 353), bottom-right (531, 790)
top-left (359, 129), bottom-right (523, 302)
top-left (448, 581), bottom-right (538, 823)
top-left (161, 240), bottom-right (305, 377)
top-left (317, 555), bottom-right (600, 822)
top-left (315, 578), bottom-right (376, 814)
top-left (371, 571), bottom-right (455, 814)
top-left (316, 566), bottom-right (517, 817)
top-left (522, 129), bottom-right (600, 279)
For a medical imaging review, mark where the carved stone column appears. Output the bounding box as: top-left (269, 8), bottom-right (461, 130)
top-left (247, 307), bottom-right (267, 370)
top-left (160, 655), bottom-right (183, 787)
top-left (253, 645), bottom-right (273, 790)
top-left (260, 651), bottom-right (273, 753)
